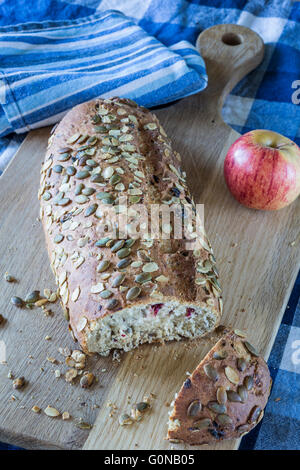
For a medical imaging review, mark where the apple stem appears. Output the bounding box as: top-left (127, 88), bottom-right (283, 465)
top-left (276, 142), bottom-right (295, 149)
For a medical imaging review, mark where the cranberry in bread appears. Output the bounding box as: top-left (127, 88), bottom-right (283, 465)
top-left (167, 330), bottom-right (271, 445)
top-left (39, 97), bottom-right (222, 355)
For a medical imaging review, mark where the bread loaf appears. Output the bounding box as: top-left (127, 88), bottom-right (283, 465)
top-left (167, 330), bottom-right (271, 445)
top-left (39, 97), bottom-right (222, 355)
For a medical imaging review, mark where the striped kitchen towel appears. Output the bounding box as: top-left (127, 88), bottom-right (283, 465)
top-left (0, 9), bottom-right (207, 140)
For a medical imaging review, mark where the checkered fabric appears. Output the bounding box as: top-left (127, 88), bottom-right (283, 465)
top-left (0, 0), bottom-right (299, 450)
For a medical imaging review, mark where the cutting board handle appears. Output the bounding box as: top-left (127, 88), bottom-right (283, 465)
top-left (196, 24), bottom-right (264, 113)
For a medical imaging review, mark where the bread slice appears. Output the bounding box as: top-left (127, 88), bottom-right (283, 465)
top-left (167, 330), bottom-right (272, 445)
top-left (39, 97), bottom-right (222, 355)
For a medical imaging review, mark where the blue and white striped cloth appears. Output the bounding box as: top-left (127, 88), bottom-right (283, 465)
top-left (0, 0), bottom-right (299, 451)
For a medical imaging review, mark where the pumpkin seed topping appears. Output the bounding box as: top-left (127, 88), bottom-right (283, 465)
top-left (207, 402), bottom-right (227, 414)
top-left (111, 240), bottom-right (125, 253)
top-left (216, 414), bottom-right (233, 426)
top-left (96, 237), bottom-right (111, 247)
top-left (248, 405), bottom-right (261, 423)
top-left (203, 363), bottom-right (219, 381)
top-left (75, 195), bottom-right (89, 204)
top-left (84, 204), bottom-right (98, 217)
top-left (135, 273), bottom-right (152, 284)
top-left (107, 298), bottom-right (119, 310)
top-left (57, 153), bottom-right (71, 162)
top-left (191, 418), bottom-right (212, 430)
top-left (187, 400), bottom-right (202, 417)
top-left (111, 273), bottom-right (125, 288)
top-left (237, 385), bottom-right (248, 402)
top-left (237, 357), bottom-right (247, 372)
top-left (142, 262), bottom-right (159, 273)
top-left (244, 341), bottom-right (260, 357)
top-left (67, 132), bottom-right (81, 144)
top-left (117, 247), bottom-right (131, 259)
top-left (126, 286), bottom-right (141, 301)
top-left (54, 234), bottom-right (64, 244)
top-left (216, 386), bottom-right (227, 405)
top-left (82, 187), bottom-right (96, 196)
top-left (100, 290), bottom-right (113, 299)
top-left (225, 366), bottom-right (239, 385)
top-left (117, 258), bottom-right (131, 269)
top-left (227, 390), bottom-right (242, 403)
top-left (76, 170), bottom-right (90, 180)
top-left (53, 165), bottom-right (63, 173)
top-left (97, 260), bottom-right (110, 272)
top-left (243, 375), bottom-right (254, 391)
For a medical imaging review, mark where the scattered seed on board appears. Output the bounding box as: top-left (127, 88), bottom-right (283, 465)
top-left (4, 273), bottom-right (16, 282)
top-left (13, 377), bottom-right (25, 390)
top-left (25, 291), bottom-right (40, 304)
top-left (11, 296), bottom-right (24, 308)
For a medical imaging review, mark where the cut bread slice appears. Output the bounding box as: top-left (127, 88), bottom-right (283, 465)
top-left (167, 329), bottom-right (272, 445)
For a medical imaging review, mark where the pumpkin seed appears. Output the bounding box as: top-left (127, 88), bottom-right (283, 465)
top-left (57, 153), bottom-right (70, 162)
top-left (117, 247), bottom-right (131, 259)
top-left (227, 390), bottom-right (242, 403)
top-left (135, 273), bottom-right (152, 284)
top-left (213, 350), bottom-right (228, 360)
top-left (111, 240), bottom-right (125, 252)
top-left (100, 290), bottom-right (113, 299)
top-left (107, 298), bottom-right (119, 310)
top-left (216, 414), bottom-right (233, 426)
top-left (243, 375), bottom-right (254, 391)
top-left (42, 191), bottom-right (52, 201)
top-left (84, 204), bottom-right (98, 217)
top-left (87, 136), bottom-right (97, 146)
top-left (207, 402), bottom-right (227, 414)
top-left (66, 166), bottom-right (76, 176)
top-left (117, 258), bottom-right (131, 269)
top-left (90, 174), bottom-right (103, 183)
top-left (126, 286), bottom-right (141, 301)
top-left (191, 418), bottom-right (212, 430)
top-left (142, 262), bottom-right (159, 273)
top-left (54, 234), bottom-right (64, 244)
top-left (125, 239), bottom-right (136, 248)
top-left (129, 195), bottom-right (141, 203)
top-left (102, 167), bottom-right (114, 179)
top-left (53, 165), bottom-right (63, 173)
top-left (95, 237), bottom-right (111, 247)
top-left (96, 191), bottom-right (111, 200)
top-left (86, 159), bottom-right (98, 168)
top-left (82, 187), bottom-right (96, 196)
top-left (111, 273), bottom-right (125, 288)
top-left (75, 184), bottom-right (84, 195)
top-left (11, 296), bottom-right (24, 308)
top-left (110, 174), bottom-right (121, 185)
top-left (97, 260), bottom-right (110, 273)
top-left (237, 357), bottom-right (247, 372)
top-left (94, 125), bottom-right (107, 133)
top-left (58, 147), bottom-right (71, 154)
top-left (203, 363), bottom-right (219, 381)
top-left (237, 424), bottom-right (249, 435)
top-left (225, 366), bottom-right (239, 385)
top-left (57, 198), bottom-right (70, 206)
top-left (248, 405), bottom-right (261, 423)
top-left (216, 386), bottom-right (227, 405)
top-left (67, 132), bottom-right (81, 144)
top-left (244, 341), bottom-right (260, 357)
top-left (144, 122), bottom-right (157, 130)
top-left (76, 170), bottom-right (90, 180)
top-left (75, 195), bottom-right (89, 204)
top-left (77, 134), bottom-right (89, 144)
top-left (25, 291), bottom-right (40, 304)
top-left (187, 400), bottom-right (202, 417)
top-left (237, 385), bottom-right (248, 402)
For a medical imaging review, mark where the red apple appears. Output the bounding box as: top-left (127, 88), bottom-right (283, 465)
top-left (224, 129), bottom-right (300, 210)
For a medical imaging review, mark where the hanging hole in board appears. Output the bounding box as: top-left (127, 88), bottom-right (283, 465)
top-left (222, 32), bottom-right (242, 46)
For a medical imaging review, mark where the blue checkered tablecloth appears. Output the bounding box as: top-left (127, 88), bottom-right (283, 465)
top-left (0, 0), bottom-right (299, 450)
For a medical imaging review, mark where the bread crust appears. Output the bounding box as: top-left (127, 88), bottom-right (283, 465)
top-left (167, 330), bottom-right (272, 445)
top-left (39, 97), bottom-right (222, 353)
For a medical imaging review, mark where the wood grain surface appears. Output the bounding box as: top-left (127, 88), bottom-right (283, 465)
top-left (0, 24), bottom-right (299, 450)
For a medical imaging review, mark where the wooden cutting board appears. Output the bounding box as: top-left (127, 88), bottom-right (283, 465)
top-left (0, 24), bottom-right (299, 450)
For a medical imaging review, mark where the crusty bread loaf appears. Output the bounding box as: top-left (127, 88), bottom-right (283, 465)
top-left (167, 329), bottom-right (272, 445)
top-left (39, 97), bottom-right (222, 355)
